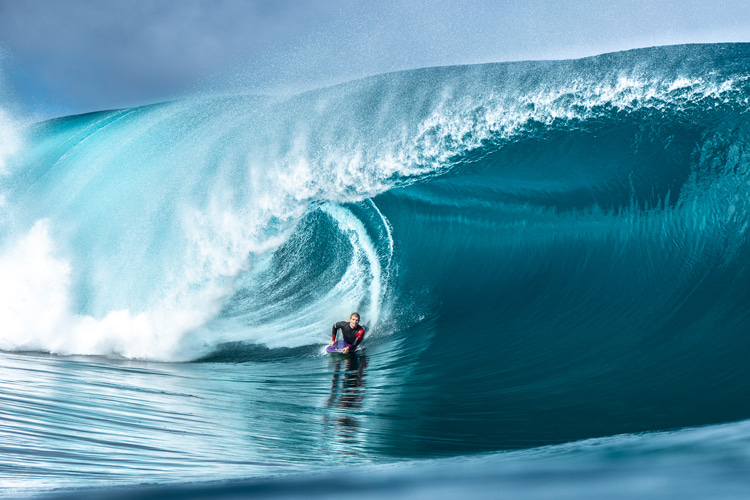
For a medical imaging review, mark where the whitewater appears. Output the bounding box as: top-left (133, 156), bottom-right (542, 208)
top-left (2, 43), bottom-right (750, 498)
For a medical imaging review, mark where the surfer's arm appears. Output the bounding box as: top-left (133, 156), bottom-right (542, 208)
top-left (331, 322), bottom-right (340, 343)
top-left (350, 327), bottom-right (365, 348)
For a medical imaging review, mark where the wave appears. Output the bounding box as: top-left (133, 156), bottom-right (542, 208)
top-left (3, 44), bottom-right (750, 494)
top-left (0, 42), bottom-right (748, 379)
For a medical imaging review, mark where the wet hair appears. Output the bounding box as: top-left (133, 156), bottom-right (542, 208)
top-left (350, 313), bottom-right (360, 321)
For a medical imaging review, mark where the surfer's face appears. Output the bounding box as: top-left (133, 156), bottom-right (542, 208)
top-left (349, 316), bottom-right (359, 328)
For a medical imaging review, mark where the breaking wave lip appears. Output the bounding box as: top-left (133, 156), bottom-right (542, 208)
top-left (0, 43), bottom-right (748, 362)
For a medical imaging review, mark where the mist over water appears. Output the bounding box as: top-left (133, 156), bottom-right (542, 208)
top-left (2, 44), bottom-right (750, 498)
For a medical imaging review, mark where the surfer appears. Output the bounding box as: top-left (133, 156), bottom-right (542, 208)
top-left (330, 313), bottom-right (365, 354)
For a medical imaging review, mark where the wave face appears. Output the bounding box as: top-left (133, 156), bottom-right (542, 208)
top-left (3, 43), bottom-right (750, 494)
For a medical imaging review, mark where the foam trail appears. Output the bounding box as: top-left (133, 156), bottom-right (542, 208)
top-left (321, 202), bottom-right (389, 325)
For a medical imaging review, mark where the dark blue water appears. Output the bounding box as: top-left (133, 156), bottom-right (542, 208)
top-left (2, 43), bottom-right (750, 498)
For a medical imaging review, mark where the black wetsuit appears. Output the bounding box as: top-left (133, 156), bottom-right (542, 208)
top-left (332, 321), bottom-right (365, 348)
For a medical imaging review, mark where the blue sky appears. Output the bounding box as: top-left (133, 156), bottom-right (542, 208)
top-left (1, 0), bottom-right (749, 118)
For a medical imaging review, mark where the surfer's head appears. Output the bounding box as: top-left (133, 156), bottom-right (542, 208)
top-left (349, 313), bottom-right (360, 328)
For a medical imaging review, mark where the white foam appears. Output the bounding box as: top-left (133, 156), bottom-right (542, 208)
top-left (0, 220), bottom-right (226, 360)
top-left (0, 221), bottom-right (71, 351)
top-left (395, 70), bottom-right (740, 177)
top-left (322, 202), bottom-right (388, 326)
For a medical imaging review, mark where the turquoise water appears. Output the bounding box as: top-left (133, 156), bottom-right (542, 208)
top-left (2, 43), bottom-right (750, 498)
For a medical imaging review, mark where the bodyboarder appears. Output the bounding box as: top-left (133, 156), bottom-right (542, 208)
top-left (330, 313), bottom-right (365, 354)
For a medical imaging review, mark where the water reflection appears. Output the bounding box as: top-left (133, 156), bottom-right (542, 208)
top-left (325, 354), bottom-right (368, 453)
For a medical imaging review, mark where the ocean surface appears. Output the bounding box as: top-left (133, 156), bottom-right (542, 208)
top-left (2, 43), bottom-right (750, 498)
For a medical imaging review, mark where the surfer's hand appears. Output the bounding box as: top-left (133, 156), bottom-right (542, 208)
top-left (329, 340), bottom-right (335, 346)
top-left (342, 346), bottom-right (350, 353)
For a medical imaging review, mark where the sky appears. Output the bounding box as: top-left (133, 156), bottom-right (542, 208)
top-left (0, 0), bottom-right (749, 118)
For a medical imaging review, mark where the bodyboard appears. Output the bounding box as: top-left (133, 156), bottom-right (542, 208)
top-left (326, 340), bottom-right (355, 353)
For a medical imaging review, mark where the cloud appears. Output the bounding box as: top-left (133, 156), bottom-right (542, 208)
top-left (0, 0), bottom-right (344, 112)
